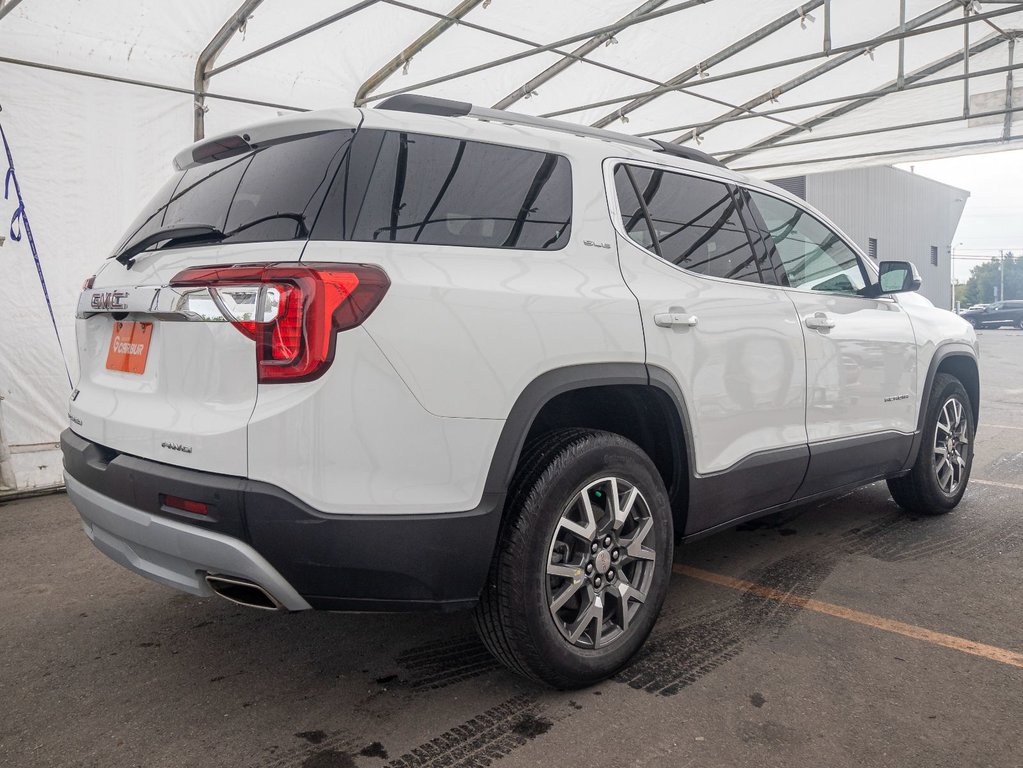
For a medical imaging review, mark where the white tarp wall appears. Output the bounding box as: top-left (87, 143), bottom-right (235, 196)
top-left (0, 0), bottom-right (1020, 494)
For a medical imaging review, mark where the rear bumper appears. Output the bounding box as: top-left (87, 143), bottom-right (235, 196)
top-left (61, 430), bottom-right (503, 611)
top-left (66, 474), bottom-right (312, 610)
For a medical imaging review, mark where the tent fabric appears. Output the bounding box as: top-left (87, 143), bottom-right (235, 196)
top-left (0, 0), bottom-right (1020, 494)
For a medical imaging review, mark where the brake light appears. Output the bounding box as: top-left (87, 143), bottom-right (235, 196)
top-left (170, 263), bottom-right (389, 383)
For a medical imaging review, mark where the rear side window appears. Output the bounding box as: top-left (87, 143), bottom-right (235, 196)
top-left (613, 164), bottom-right (766, 284)
top-left (114, 131), bottom-right (354, 255)
top-left (313, 130), bottom-right (572, 250)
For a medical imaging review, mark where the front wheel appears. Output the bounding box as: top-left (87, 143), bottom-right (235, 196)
top-left (474, 429), bottom-right (673, 688)
top-left (1015, 318), bottom-right (1023, 330)
top-left (967, 317), bottom-right (979, 329)
top-left (887, 373), bottom-right (974, 515)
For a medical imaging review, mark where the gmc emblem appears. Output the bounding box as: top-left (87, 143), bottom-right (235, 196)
top-left (91, 290), bottom-right (128, 310)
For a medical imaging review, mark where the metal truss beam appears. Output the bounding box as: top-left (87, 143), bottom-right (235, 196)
top-left (492, 0), bottom-right (669, 111)
top-left (0, 55), bottom-right (306, 113)
top-left (364, 0), bottom-right (798, 131)
top-left (364, 0), bottom-right (716, 104)
top-left (356, 0), bottom-right (485, 106)
top-left (731, 134), bottom-right (1023, 174)
top-left (635, 61), bottom-right (1023, 137)
top-left (0, 0), bottom-right (24, 22)
top-left (668, 0), bottom-right (966, 144)
top-left (207, 0), bottom-right (378, 79)
top-left (713, 103), bottom-right (1023, 159)
top-left (716, 32), bottom-right (1008, 164)
top-left (590, 1), bottom-right (825, 129)
top-left (540, 2), bottom-right (1019, 120)
top-left (194, 0), bottom-right (265, 141)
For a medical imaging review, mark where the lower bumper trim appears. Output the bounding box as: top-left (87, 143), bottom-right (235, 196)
top-left (66, 473), bottom-right (312, 611)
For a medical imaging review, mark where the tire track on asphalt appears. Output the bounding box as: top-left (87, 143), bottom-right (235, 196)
top-left (384, 694), bottom-right (560, 768)
top-left (616, 552), bottom-right (837, 696)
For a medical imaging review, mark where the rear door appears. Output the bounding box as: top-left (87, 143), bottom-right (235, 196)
top-left (71, 130), bottom-right (354, 475)
top-left (745, 189), bottom-right (918, 495)
top-left (609, 161), bottom-right (808, 533)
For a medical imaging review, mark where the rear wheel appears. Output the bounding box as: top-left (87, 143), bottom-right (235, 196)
top-left (1015, 318), bottom-right (1023, 330)
top-left (474, 429), bottom-right (673, 688)
top-left (967, 317), bottom-right (980, 329)
top-left (887, 373), bottom-right (974, 515)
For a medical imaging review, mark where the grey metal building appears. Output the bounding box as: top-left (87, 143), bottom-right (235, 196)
top-left (770, 166), bottom-right (969, 309)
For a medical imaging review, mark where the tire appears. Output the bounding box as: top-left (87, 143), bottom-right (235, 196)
top-left (473, 428), bottom-right (673, 688)
top-left (967, 317), bottom-right (979, 329)
top-left (887, 373), bottom-right (974, 515)
top-left (1015, 318), bottom-right (1023, 330)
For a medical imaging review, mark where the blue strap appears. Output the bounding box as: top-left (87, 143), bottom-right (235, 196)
top-left (1, 119), bottom-right (73, 388)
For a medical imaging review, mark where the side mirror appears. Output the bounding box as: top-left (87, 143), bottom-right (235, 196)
top-left (862, 260), bottom-right (922, 297)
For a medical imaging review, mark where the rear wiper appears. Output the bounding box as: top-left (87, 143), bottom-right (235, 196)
top-left (111, 224), bottom-right (225, 268)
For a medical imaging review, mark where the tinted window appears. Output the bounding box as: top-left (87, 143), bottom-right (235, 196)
top-left (748, 190), bottom-right (866, 294)
top-left (115, 131), bottom-right (354, 255)
top-left (614, 164), bottom-right (764, 283)
top-left (315, 130), bottom-right (572, 250)
top-left (613, 165), bottom-right (656, 250)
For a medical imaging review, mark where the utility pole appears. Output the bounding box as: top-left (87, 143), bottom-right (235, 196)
top-left (999, 249), bottom-right (1005, 302)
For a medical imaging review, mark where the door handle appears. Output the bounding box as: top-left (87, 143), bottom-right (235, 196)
top-left (654, 310), bottom-right (698, 328)
top-left (804, 312), bottom-right (835, 331)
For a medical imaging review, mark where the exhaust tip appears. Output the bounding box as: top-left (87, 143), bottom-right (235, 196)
top-left (205, 573), bottom-right (284, 611)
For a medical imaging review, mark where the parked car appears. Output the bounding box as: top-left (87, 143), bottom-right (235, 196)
top-left (960, 300), bottom-right (1023, 329)
top-left (62, 95), bottom-right (980, 688)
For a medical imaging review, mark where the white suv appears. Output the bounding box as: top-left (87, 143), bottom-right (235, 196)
top-left (63, 95), bottom-right (979, 688)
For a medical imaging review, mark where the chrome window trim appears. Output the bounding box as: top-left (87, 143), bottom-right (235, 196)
top-left (602, 156), bottom-right (894, 304)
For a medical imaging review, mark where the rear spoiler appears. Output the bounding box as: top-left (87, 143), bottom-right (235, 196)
top-left (173, 108), bottom-right (364, 170)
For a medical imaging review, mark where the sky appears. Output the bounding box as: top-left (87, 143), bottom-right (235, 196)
top-left (896, 148), bottom-right (1023, 285)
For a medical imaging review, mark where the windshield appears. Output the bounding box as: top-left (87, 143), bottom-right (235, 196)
top-left (114, 130), bottom-right (355, 258)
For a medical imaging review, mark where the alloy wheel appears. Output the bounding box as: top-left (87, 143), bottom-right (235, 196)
top-left (933, 395), bottom-right (969, 495)
top-left (545, 477), bottom-right (657, 650)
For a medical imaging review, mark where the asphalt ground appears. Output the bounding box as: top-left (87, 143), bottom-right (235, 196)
top-left (2, 330), bottom-right (1021, 768)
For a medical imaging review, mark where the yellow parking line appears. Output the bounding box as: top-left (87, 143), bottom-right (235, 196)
top-left (673, 564), bottom-right (1023, 669)
top-left (971, 478), bottom-right (1023, 491)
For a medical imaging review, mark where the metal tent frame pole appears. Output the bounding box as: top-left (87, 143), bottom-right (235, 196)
top-left (731, 134), bottom-right (1023, 173)
top-left (360, 0), bottom-right (799, 129)
top-left (635, 61), bottom-right (1023, 137)
top-left (194, 0), bottom-right (265, 141)
top-left (492, 0), bottom-right (670, 111)
top-left (361, 0), bottom-right (717, 104)
top-left (0, 0), bottom-right (24, 21)
top-left (0, 55), bottom-right (307, 113)
top-left (716, 32), bottom-right (1009, 164)
top-left (538, 3), bottom-right (1019, 120)
top-left (589, 1), bottom-right (826, 129)
top-left (356, 0), bottom-right (485, 106)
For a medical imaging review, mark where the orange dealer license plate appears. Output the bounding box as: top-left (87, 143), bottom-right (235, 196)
top-left (105, 321), bottom-right (153, 374)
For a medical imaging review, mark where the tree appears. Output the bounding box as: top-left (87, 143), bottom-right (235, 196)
top-left (962, 252), bottom-right (1022, 305)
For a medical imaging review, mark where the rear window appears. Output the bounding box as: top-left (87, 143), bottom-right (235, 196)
top-left (114, 131), bottom-right (355, 256)
top-left (312, 129), bottom-right (572, 250)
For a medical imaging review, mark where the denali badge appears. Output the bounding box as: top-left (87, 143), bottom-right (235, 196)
top-left (91, 290), bottom-right (128, 310)
top-left (161, 441), bottom-right (193, 454)
top-left (583, 240), bottom-right (612, 249)
top-left (883, 393), bottom-right (911, 403)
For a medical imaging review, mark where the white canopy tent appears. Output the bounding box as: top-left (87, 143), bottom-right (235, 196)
top-left (1, 0), bottom-right (1020, 496)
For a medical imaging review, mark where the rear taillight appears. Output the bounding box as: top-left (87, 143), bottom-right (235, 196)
top-left (170, 263), bottom-right (389, 383)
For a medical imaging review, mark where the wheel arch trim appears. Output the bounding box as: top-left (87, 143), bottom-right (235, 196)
top-left (482, 363), bottom-right (696, 498)
top-left (902, 342), bottom-right (979, 473)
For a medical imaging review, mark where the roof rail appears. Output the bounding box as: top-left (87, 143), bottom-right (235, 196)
top-left (374, 94), bottom-right (725, 168)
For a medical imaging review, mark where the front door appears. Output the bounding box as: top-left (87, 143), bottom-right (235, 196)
top-left (609, 161), bottom-right (808, 534)
top-left (745, 189), bottom-right (918, 496)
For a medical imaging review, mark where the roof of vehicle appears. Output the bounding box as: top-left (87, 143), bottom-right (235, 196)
top-left (173, 94), bottom-right (803, 209)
